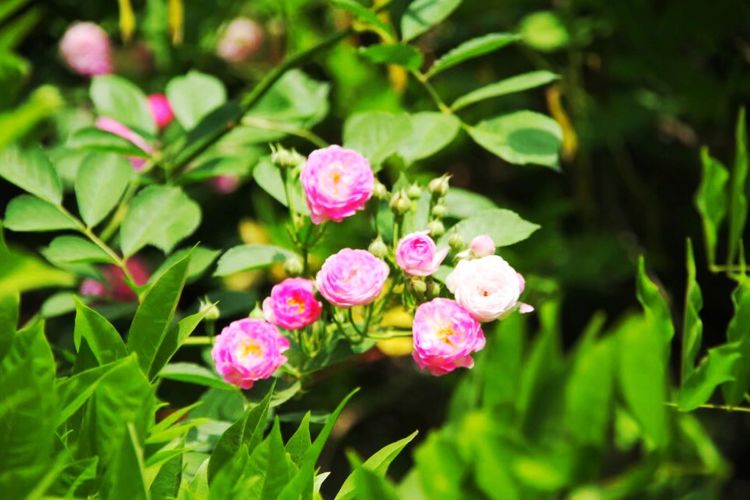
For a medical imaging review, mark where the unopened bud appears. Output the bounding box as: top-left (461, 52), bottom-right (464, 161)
top-left (389, 190), bottom-right (411, 215)
top-left (368, 237), bottom-right (388, 258)
top-left (284, 255), bottom-right (304, 276)
top-left (407, 183), bottom-right (422, 200)
top-left (432, 203), bottom-right (447, 218)
top-left (429, 281), bottom-right (442, 297)
top-left (448, 231), bottom-right (465, 251)
top-left (373, 180), bottom-right (388, 200)
top-left (270, 144), bottom-right (305, 168)
top-left (428, 175), bottom-right (450, 196)
top-left (249, 303), bottom-right (264, 319)
top-left (410, 278), bottom-right (427, 294)
top-left (199, 299), bottom-right (220, 321)
top-left (427, 219), bottom-right (445, 238)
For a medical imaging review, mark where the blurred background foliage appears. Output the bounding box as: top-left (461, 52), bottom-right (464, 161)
top-left (2, 0), bottom-right (750, 497)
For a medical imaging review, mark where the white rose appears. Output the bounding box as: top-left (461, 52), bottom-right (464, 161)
top-left (446, 255), bottom-right (525, 323)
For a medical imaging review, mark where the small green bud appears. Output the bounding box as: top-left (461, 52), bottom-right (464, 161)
top-left (199, 299), bottom-right (220, 321)
top-left (271, 144), bottom-right (305, 168)
top-left (407, 183), bottom-right (422, 200)
top-left (410, 277), bottom-right (427, 294)
top-left (427, 219), bottom-right (445, 238)
top-left (432, 203), bottom-right (447, 218)
top-left (368, 237), bottom-right (388, 258)
top-left (373, 180), bottom-right (389, 200)
top-left (429, 281), bottom-right (442, 298)
top-left (448, 231), bottom-right (465, 251)
top-left (284, 256), bottom-right (304, 276)
top-left (390, 190), bottom-right (411, 215)
top-left (428, 174), bottom-right (450, 196)
top-left (249, 303), bottom-right (265, 319)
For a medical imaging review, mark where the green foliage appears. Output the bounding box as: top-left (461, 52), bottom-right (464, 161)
top-left (401, 0), bottom-right (462, 41)
top-left (167, 71), bottom-right (227, 130)
top-left (451, 71), bottom-right (559, 111)
top-left (0, 146), bottom-right (62, 203)
top-left (91, 75), bottom-right (156, 135)
top-left (439, 208), bottom-right (539, 247)
top-left (695, 148), bottom-right (729, 265)
top-left (75, 153), bottom-right (133, 228)
top-left (214, 244), bottom-right (296, 276)
top-left (727, 108), bottom-right (748, 265)
top-left (682, 239), bottom-right (703, 381)
top-left (4, 194), bottom-right (78, 232)
top-left (359, 43), bottom-right (423, 70)
top-left (426, 32), bottom-right (520, 78)
top-left (42, 235), bottom-right (112, 265)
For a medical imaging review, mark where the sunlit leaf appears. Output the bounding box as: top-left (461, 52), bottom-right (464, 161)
top-left (401, 0), bottom-right (462, 41)
top-left (398, 112), bottom-right (460, 164)
top-left (439, 208), bottom-right (539, 248)
top-left (427, 33), bottom-right (520, 77)
top-left (678, 343), bottom-right (740, 411)
top-left (721, 282), bottom-right (750, 405)
top-left (91, 75), bottom-right (155, 135)
top-left (4, 194), bottom-right (78, 232)
top-left (214, 244), bottom-right (296, 276)
top-left (694, 147), bottom-right (729, 265)
top-left (682, 239), bottom-right (703, 381)
top-left (42, 235), bottom-right (112, 266)
top-left (75, 152), bottom-right (133, 228)
top-left (0, 146), bottom-right (62, 204)
top-left (451, 71), bottom-right (559, 111)
top-left (166, 70), bottom-right (226, 130)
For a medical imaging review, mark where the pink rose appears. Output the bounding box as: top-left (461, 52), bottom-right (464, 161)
top-left (262, 278), bottom-right (323, 330)
top-left (446, 255), bottom-right (528, 322)
top-left (395, 231), bottom-right (448, 276)
top-left (412, 298), bottom-right (485, 376)
top-left (217, 17), bottom-right (264, 63)
top-left (316, 249), bottom-right (389, 307)
top-left (96, 117), bottom-right (153, 170)
top-left (147, 93), bottom-right (174, 129)
top-left (300, 145), bottom-right (374, 224)
top-left (470, 234), bottom-right (495, 257)
top-left (211, 318), bottom-right (290, 389)
top-left (79, 257), bottom-right (150, 302)
top-left (59, 22), bottom-right (112, 77)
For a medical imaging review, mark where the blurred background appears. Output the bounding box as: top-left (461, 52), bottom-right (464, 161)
top-left (3, 0), bottom-right (750, 496)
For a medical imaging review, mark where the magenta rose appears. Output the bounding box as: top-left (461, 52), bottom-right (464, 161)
top-left (211, 318), bottom-right (290, 389)
top-left (300, 145), bottom-right (374, 224)
top-left (96, 117), bottom-right (153, 170)
top-left (263, 278), bottom-right (323, 330)
top-left (395, 231), bottom-right (448, 276)
top-left (316, 249), bottom-right (389, 307)
top-left (412, 298), bottom-right (486, 376)
top-left (147, 93), bottom-right (174, 129)
top-left (59, 22), bottom-right (112, 77)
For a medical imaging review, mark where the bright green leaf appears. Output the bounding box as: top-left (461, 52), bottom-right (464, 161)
top-left (249, 69), bottom-right (330, 127)
top-left (332, 0), bottom-right (393, 36)
top-left (443, 188), bottom-right (495, 218)
top-left (149, 454), bottom-right (182, 500)
top-left (73, 299), bottom-right (127, 365)
top-left (401, 0), bottom-right (462, 41)
top-left (360, 43), bottom-right (423, 70)
top-left (452, 71), bottom-right (559, 111)
top-left (727, 107), bottom-right (748, 264)
top-left (4, 194), bottom-right (78, 232)
top-left (150, 246), bottom-right (219, 284)
top-left (0, 293), bottom-right (18, 361)
top-left (75, 153), bottom-right (133, 228)
top-left (150, 308), bottom-right (213, 379)
top-left (252, 159), bottom-right (309, 214)
top-left (678, 343), bottom-right (740, 411)
top-left (160, 362), bottom-right (234, 390)
top-left (694, 147), bottom-right (729, 265)
top-left (167, 71), bottom-right (227, 130)
top-left (636, 256), bottom-right (674, 346)
top-left (66, 127), bottom-right (151, 157)
top-left (439, 208), bottom-right (539, 248)
top-left (682, 239), bottom-right (704, 381)
top-left (722, 282), bottom-right (750, 405)
top-left (343, 111), bottom-right (412, 166)
top-left (101, 424), bottom-right (149, 500)
top-left (42, 235), bottom-right (112, 266)
top-left (427, 32), bottom-right (520, 77)
top-left (214, 244), bottom-right (296, 276)
top-left (519, 11), bottom-right (570, 52)
top-left (285, 412), bottom-right (311, 466)
top-left (244, 420), bottom-right (294, 500)
top-left (0, 147), bottom-right (62, 204)
top-left (91, 75), bottom-right (155, 135)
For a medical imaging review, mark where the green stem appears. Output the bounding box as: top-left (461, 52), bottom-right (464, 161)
top-left (243, 117), bottom-right (328, 148)
top-left (664, 401), bottom-right (750, 413)
top-left (411, 70), bottom-right (451, 114)
top-left (367, 329), bottom-right (412, 340)
top-left (183, 336), bottom-right (214, 346)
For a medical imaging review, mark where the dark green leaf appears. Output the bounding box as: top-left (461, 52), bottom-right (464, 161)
top-left (468, 111), bottom-right (562, 169)
top-left (75, 153), bottom-right (133, 228)
top-left (398, 112), bottom-right (460, 164)
top-left (126, 252), bottom-right (190, 376)
top-left (245, 419), bottom-right (294, 499)
top-left (150, 308), bottom-right (213, 377)
top-left (360, 43), bottom-right (423, 70)
top-left (73, 299), bottom-right (127, 365)
top-left (150, 246), bottom-right (220, 284)
top-left (722, 282), bottom-right (750, 405)
top-left (4, 194), bottom-right (78, 232)
top-left (214, 244), bottom-right (296, 276)
top-left (682, 239), bottom-right (704, 381)
top-left (439, 208), bottom-right (539, 248)
top-left (678, 343), bottom-right (740, 411)
top-left (285, 412), bottom-right (311, 466)
top-left (427, 33), bottom-right (520, 77)
top-left (451, 70), bottom-right (559, 111)
top-left (167, 71), bottom-right (227, 130)
top-left (42, 235), bottom-right (112, 266)
top-left (0, 292), bottom-right (18, 361)
top-left (0, 146), bottom-right (62, 204)
top-left (56, 358), bottom-right (124, 425)
top-left (401, 0), bottom-right (462, 41)
top-left (727, 107), bottom-right (748, 264)
top-left (101, 424), bottom-right (149, 500)
top-left (91, 75), bottom-right (155, 135)
top-left (149, 453), bottom-right (182, 500)
top-left (159, 362), bottom-right (234, 390)
top-left (248, 69), bottom-right (330, 127)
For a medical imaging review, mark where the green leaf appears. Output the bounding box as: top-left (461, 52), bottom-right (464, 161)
top-left (149, 453), bottom-right (182, 500)
top-left (337, 431), bottom-right (418, 500)
top-left (42, 235), bottom-right (112, 266)
top-left (101, 423), bottom-right (149, 500)
top-left (150, 308), bottom-right (213, 378)
top-left (397, 112), bottom-right (460, 164)
top-left (468, 111), bottom-right (562, 169)
top-left (4, 194), bottom-right (78, 232)
top-left (252, 159), bottom-right (309, 213)
top-left (519, 11), bottom-right (570, 52)
top-left (126, 252), bottom-right (190, 376)
top-left (75, 153), bottom-right (133, 228)
top-left (67, 127), bottom-right (151, 157)
top-left (360, 43), bottom-right (423, 70)
top-left (244, 419), bottom-right (294, 500)
top-left (167, 70), bottom-right (227, 130)
top-left (427, 33), bottom-right (520, 77)
top-left (0, 320), bottom-right (57, 497)
top-left (728, 107), bottom-right (748, 264)
top-left (208, 386), bottom-right (275, 482)
top-left (0, 147), bottom-right (62, 204)
top-left (249, 69), bottom-right (330, 128)
top-left (616, 315), bottom-right (668, 448)
top-left (401, 0), bottom-right (462, 41)
top-left (722, 282), bottom-right (750, 405)
top-left (56, 358), bottom-right (124, 425)
top-left (682, 239), bottom-right (703, 381)
top-left (636, 256), bottom-right (674, 345)
top-left (439, 208), bottom-right (539, 248)
top-left (150, 246), bottom-right (220, 284)
top-left (285, 412), bottom-right (311, 466)
top-left (331, 0), bottom-right (393, 36)
top-left (413, 433), bottom-right (464, 499)
top-left (214, 244), bottom-right (296, 276)
top-left (443, 188), bottom-right (495, 218)
top-left (120, 185), bottom-right (201, 257)
top-left (160, 362), bottom-right (234, 390)
top-left (343, 111), bottom-right (412, 166)
top-left (695, 147), bottom-right (729, 265)
top-left (0, 293), bottom-right (18, 361)
top-left (41, 292), bottom-right (78, 318)
top-left (678, 343), bottom-right (741, 411)
top-left (91, 75), bottom-right (155, 135)
top-left (350, 466), bottom-right (400, 500)
top-left (73, 299), bottom-right (127, 364)
top-left (451, 70), bottom-right (559, 111)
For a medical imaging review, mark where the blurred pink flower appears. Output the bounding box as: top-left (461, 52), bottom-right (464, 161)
top-left (300, 145), bottom-right (374, 224)
top-left (395, 231), bottom-right (448, 276)
top-left (263, 278), bottom-right (322, 330)
top-left (59, 22), bottom-right (112, 76)
top-left (147, 93), bottom-right (174, 129)
top-left (470, 234), bottom-right (495, 257)
top-left (316, 249), bottom-right (389, 307)
top-left (79, 257), bottom-right (150, 302)
top-left (96, 117), bottom-right (153, 170)
top-left (211, 318), bottom-right (290, 389)
top-left (211, 175), bottom-right (241, 194)
top-left (412, 298), bottom-right (485, 376)
top-left (217, 17), bottom-right (264, 63)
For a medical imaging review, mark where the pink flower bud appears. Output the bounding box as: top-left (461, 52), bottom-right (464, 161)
top-left (470, 234), bottom-right (495, 257)
top-left (211, 318), bottom-right (290, 389)
top-left (147, 93), bottom-right (174, 129)
top-left (95, 117), bottom-right (153, 170)
top-left (79, 257), bottom-right (150, 302)
top-left (59, 22), bottom-right (112, 77)
top-left (316, 249), bottom-right (389, 307)
top-left (262, 278), bottom-right (323, 330)
top-left (300, 145), bottom-right (374, 225)
top-left (216, 17), bottom-right (264, 63)
top-left (211, 175), bottom-right (241, 194)
top-left (395, 231), bottom-right (448, 277)
top-left (412, 298), bottom-right (485, 376)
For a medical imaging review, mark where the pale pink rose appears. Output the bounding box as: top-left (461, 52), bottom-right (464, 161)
top-left (147, 93), bottom-right (174, 129)
top-left (211, 175), bottom-right (241, 194)
top-left (59, 22), bottom-right (112, 76)
top-left (96, 117), bottom-right (153, 170)
top-left (262, 278), bottom-right (323, 330)
top-left (470, 234), bottom-right (495, 257)
top-left (445, 255), bottom-right (526, 323)
top-left (316, 249), bottom-right (389, 307)
top-left (211, 318), bottom-right (290, 389)
top-left (79, 257), bottom-right (150, 302)
top-left (300, 145), bottom-right (374, 224)
top-left (217, 17), bottom-right (264, 63)
top-left (412, 298), bottom-right (485, 376)
top-left (395, 231), bottom-right (447, 277)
